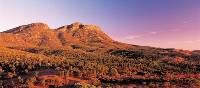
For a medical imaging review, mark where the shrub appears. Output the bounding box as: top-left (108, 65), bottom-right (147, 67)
top-left (109, 67), bottom-right (118, 76)
top-left (17, 76), bottom-right (24, 84)
top-left (73, 82), bottom-right (96, 88)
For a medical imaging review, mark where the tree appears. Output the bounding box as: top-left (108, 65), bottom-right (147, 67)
top-left (40, 79), bottom-right (46, 87)
top-left (24, 69), bottom-right (29, 74)
top-left (54, 77), bottom-right (62, 87)
top-left (17, 76), bottom-right (24, 84)
top-left (33, 71), bottom-right (39, 78)
top-left (58, 71), bottom-right (65, 77)
top-left (73, 68), bottom-right (82, 77)
top-left (69, 66), bottom-right (73, 76)
top-left (26, 81), bottom-right (34, 88)
top-left (64, 70), bottom-right (69, 79)
top-left (0, 80), bottom-right (3, 88)
top-left (10, 81), bottom-right (15, 87)
top-left (6, 72), bottom-right (14, 78)
top-left (26, 77), bottom-right (36, 88)
top-left (109, 67), bottom-right (118, 76)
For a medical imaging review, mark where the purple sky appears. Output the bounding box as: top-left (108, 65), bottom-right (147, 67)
top-left (0, 0), bottom-right (200, 50)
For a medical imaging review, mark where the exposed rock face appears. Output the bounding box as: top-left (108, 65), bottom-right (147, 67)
top-left (0, 22), bottom-right (114, 49)
top-left (2, 23), bottom-right (61, 48)
top-left (0, 33), bottom-right (32, 48)
top-left (3, 23), bottom-right (50, 34)
top-left (56, 22), bottom-right (113, 44)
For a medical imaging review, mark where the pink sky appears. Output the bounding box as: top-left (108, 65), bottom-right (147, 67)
top-left (0, 0), bottom-right (199, 50)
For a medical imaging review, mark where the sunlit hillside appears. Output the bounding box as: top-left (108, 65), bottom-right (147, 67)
top-left (0, 23), bottom-right (199, 88)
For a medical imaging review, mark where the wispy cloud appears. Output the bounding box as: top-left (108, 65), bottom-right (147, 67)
top-left (124, 35), bottom-right (141, 40)
top-left (183, 40), bottom-right (200, 44)
top-left (169, 28), bottom-right (181, 32)
top-left (183, 41), bottom-right (194, 44)
top-left (149, 31), bottom-right (157, 35)
top-left (183, 19), bottom-right (192, 24)
top-left (197, 40), bottom-right (200, 42)
top-left (183, 21), bottom-right (189, 24)
top-left (146, 42), bottom-right (159, 45)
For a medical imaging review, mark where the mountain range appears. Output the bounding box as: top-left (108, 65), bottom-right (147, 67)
top-left (0, 22), bottom-right (199, 60)
top-left (1, 22), bottom-right (200, 88)
top-left (1, 22), bottom-right (135, 50)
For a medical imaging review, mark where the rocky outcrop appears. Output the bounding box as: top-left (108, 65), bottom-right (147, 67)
top-left (0, 22), bottom-right (114, 49)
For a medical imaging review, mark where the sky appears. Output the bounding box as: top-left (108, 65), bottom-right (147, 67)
top-left (0, 0), bottom-right (200, 50)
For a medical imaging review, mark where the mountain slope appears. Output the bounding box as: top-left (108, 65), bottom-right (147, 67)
top-left (1, 23), bottom-right (200, 88)
top-left (0, 22), bottom-right (197, 60)
top-left (2, 23), bottom-right (62, 48)
top-left (1, 22), bottom-right (117, 50)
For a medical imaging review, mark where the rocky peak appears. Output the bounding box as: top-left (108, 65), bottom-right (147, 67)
top-left (1, 22), bottom-right (114, 49)
top-left (27, 23), bottom-right (49, 29)
top-left (3, 23), bottom-right (50, 34)
top-left (67, 22), bottom-right (83, 32)
top-left (69, 22), bottom-right (83, 27)
top-left (55, 22), bottom-right (113, 43)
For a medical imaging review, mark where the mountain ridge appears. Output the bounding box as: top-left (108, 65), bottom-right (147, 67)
top-left (0, 22), bottom-right (197, 56)
top-left (0, 22), bottom-right (119, 50)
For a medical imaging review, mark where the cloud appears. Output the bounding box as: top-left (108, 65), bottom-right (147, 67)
top-left (149, 31), bottom-right (157, 34)
top-left (146, 42), bottom-right (158, 45)
top-left (183, 20), bottom-right (192, 24)
top-left (183, 21), bottom-right (189, 24)
top-left (183, 41), bottom-right (194, 44)
top-left (169, 28), bottom-right (181, 32)
top-left (124, 35), bottom-right (141, 40)
top-left (183, 40), bottom-right (200, 44)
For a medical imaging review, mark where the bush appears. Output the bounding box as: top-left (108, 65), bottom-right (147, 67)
top-left (73, 82), bottom-right (96, 88)
top-left (109, 67), bottom-right (118, 76)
